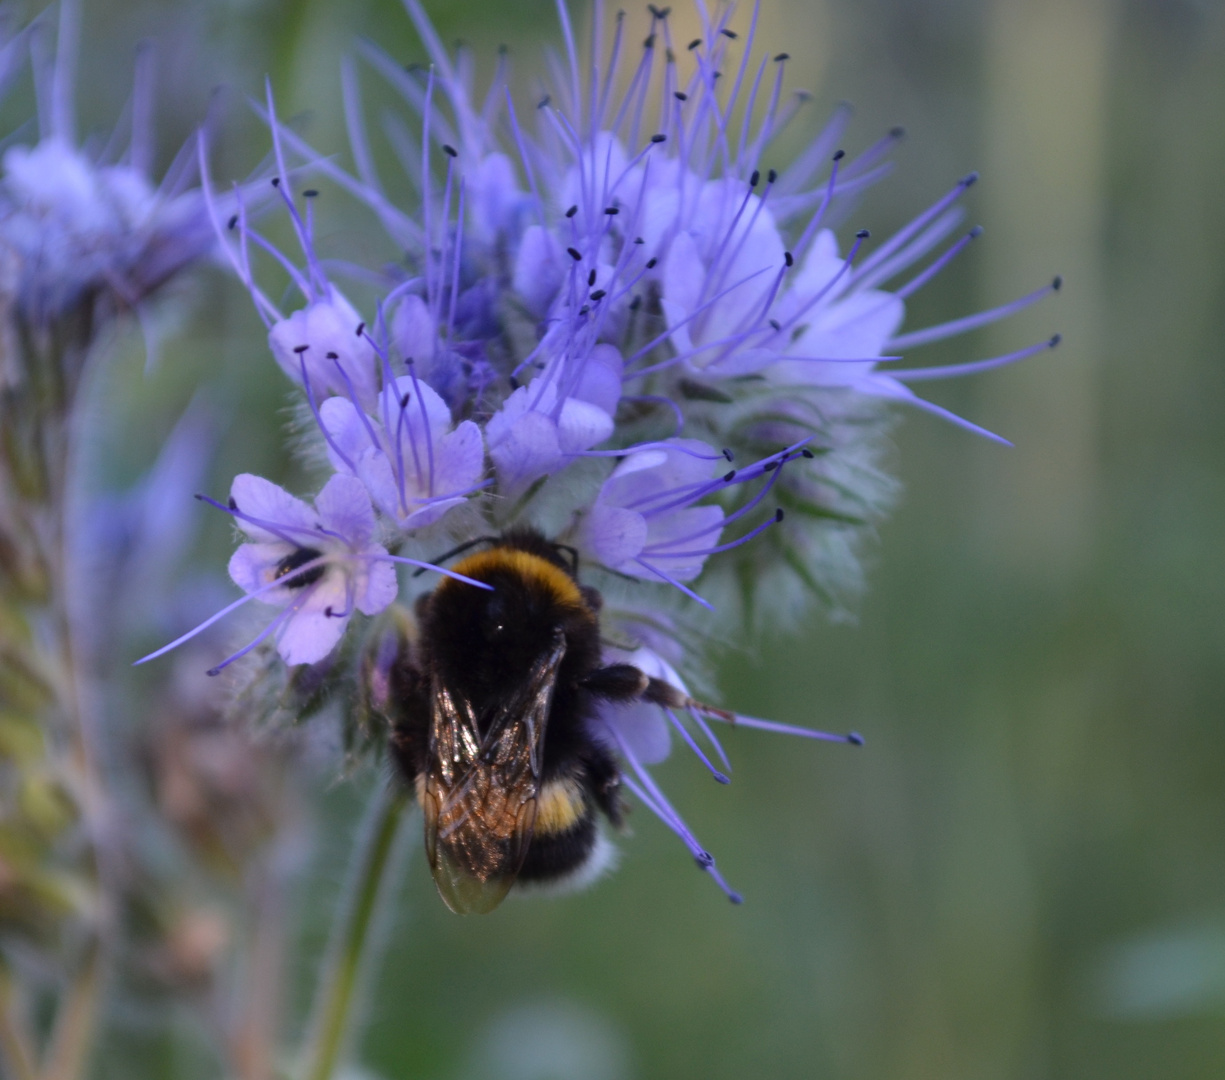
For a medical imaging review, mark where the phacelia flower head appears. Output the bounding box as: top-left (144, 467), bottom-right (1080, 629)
top-left (0, 3), bottom-right (211, 342)
top-left (149, 0), bottom-right (1060, 903)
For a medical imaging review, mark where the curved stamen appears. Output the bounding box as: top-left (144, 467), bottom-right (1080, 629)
top-left (132, 568), bottom-right (323, 667)
top-left (643, 508), bottom-right (782, 559)
top-left (299, 354), bottom-right (359, 474)
top-left (207, 587), bottom-right (318, 677)
top-left (888, 278), bottom-right (1062, 351)
top-left (666, 707), bottom-right (729, 782)
top-left (892, 335), bottom-right (1060, 382)
top-left (634, 557), bottom-right (714, 610)
top-left (616, 741), bottom-right (742, 903)
top-left (195, 492), bottom-right (318, 549)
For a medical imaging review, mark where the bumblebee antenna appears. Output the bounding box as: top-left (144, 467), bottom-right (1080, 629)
top-left (410, 535), bottom-right (496, 576)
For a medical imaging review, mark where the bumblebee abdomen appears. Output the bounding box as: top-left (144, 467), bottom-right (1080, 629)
top-left (518, 774), bottom-right (610, 886)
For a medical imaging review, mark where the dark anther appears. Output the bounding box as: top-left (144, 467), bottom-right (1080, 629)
top-left (773, 51), bottom-right (789, 61)
top-left (227, 214), bottom-right (238, 230)
top-left (646, 257), bottom-right (658, 269)
top-left (293, 344), bottom-right (309, 354)
top-left (833, 149), bottom-right (845, 162)
top-left (721, 447), bottom-right (734, 461)
top-left (651, 133), bottom-right (667, 143)
top-left (588, 269), bottom-right (597, 286)
top-left (579, 305), bottom-right (590, 316)
top-left (566, 204), bottom-right (578, 218)
top-left (538, 94), bottom-right (551, 109)
top-left (644, 34), bottom-right (656, 48)
top-left (721, 28), bottom-right (738, 39)
top-left (629, 295), bottom-right (642, 311)
top-left (962, 171), bottom-right (979, 187)
top-left (567, 247), bottom-right (583, 261)
top-left (767, 168), bottom-right (778, 183)
top-left (651, 4), bottom-right (671, 18)
top-left (856, 229), bottom-right (870, 240)
top-left (1049, 334), bottom-right (1062, 347)
top-left (723, 470), bottom-right (736, 483)
top-left (694, 851), bottom-right (714, 869)
top-left (769, 318), bottom-right (782, 331)
top-left (400, 393), bottom-right (412, 407)
top-left (634, 236), bottom-right (645, 244)
top-left (1052, 275), bottom-right (1063, 291)
top-left (356, 322), bottom-right (366, 336)
top-left (775, 508), bottom-right (785, 522)
top-left (442, 144), bottom-right (458, 158)
top-left (498, 43), bottom-right (509, 54)
top-left (271, 177), bottom-right (280, 187)
top-left (763, 460), bottom-right (779, 471)
top-left (326, 351), bottom-right (339, 359)
top-left (712, 69), bottom-right (721, 79)
top-left (274, 547), bottom-right (326, 589)
top-left (970, 225), bottom-right (984, 238)
top-left (847, 732), bottom-right (865, 746)
top-left (508, 375), bottom-right (520, 390)
top-left (890, 126), bottom-right (906, 139)
top-left (688, 37), bottom-right (702, 50)
top-left (784, 251), bottom-right (794, 267)
top-left (303, 188), bottom-right (319, 198)
top-left (324, 606), bottom-right (334, 617)
top-left (750, 169), bottom-right (760, 187)
top-left (227, 497), bottom-right (238, 510)
top-left (605, 206), bottom-right (619, 215)
top-left (590, 289), bottom-right (606, 301)
top-left (675, 91), bottom-right (688, 101)
top-left (801, 448), bottom-right (814, 459)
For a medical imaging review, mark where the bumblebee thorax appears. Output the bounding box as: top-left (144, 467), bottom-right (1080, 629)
top-left (424, 546), bottom-right (596, 707)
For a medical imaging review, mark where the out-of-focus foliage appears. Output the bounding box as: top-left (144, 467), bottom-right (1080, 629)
top-left (61, 0), bottom-right (1225, 1078)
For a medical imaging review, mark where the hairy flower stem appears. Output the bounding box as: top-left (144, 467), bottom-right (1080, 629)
top-left (297, 784), bottom-right (410, 1080)
top-left (0, 320), bottom-right (114, 1080)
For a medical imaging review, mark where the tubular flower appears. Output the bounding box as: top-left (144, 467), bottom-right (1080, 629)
top-left (148, 0), bottom-right (1059, 901)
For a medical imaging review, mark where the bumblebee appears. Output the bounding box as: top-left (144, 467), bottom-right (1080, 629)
top-left (389, 529), bottom-right (697, 914)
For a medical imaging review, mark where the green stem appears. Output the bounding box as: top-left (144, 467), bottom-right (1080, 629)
top-left (0, 969), bottom-right (38, 1080)
top-left (40, 940), bottom-right (100, 1080)
top-left (297, 784), bottom-right (409, 1080)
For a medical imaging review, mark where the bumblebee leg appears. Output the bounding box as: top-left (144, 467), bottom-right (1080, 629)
top-left (643, 677), bottom-right (734, 721)
top-left (580, 665), bottom-right (736, 721)
top-left (389, 657), bottom-right (431, 784)
top-left (583, 750), bottom-right (625, 826)
top-left (579, 663), bottom-right (649, 701)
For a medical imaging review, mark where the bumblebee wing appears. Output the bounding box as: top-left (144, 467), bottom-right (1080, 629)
top-left (423, 632), bottom-right (566, 914)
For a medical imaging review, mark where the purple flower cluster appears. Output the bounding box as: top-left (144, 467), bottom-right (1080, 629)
top-left (146, 0), bottom-right (1058, 898)
top-left (0, 4), bottom-right (211, 342)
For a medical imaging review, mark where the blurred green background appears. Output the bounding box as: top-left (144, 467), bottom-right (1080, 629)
top-left (65, 0), bottom-right (1225, 1076)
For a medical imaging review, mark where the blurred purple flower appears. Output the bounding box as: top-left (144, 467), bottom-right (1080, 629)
top-left (0, 2), bottom-right (211, 336)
